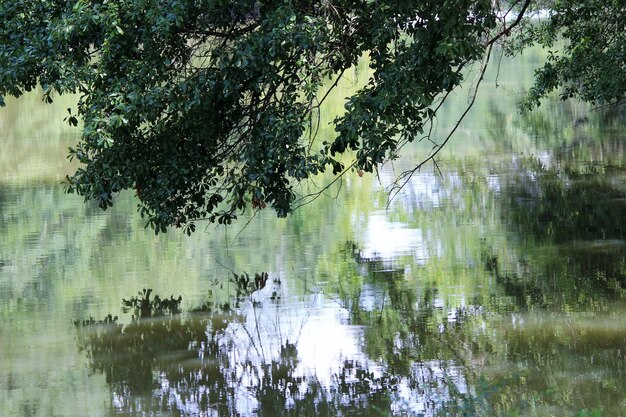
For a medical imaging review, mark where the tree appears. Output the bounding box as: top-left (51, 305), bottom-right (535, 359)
top-left (514, 0), bottom-right (626, 110)
top-left (0, 1), bottom-right (621, 234)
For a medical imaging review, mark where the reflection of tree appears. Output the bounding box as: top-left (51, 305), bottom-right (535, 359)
top-left (335, 241), bottom-right (626, 416)
top-left (331, 243), bottom-right (500, 414)
top-left (76, 291), bottom-right (237, 414)
top-left (475, 243), bottom-right (626, 417)
top-left (76, 288), bottom-right (408, 416)
top-left (504, 157), bottom-right (626, 241)
top-left (498, 157), bottom-right (626, 310)
top-left (484, 245), bottom-right (626, 312)
top-left (252, 358), bottom-right (396, 417)
top-left (74, 225), bottom-right (626, 417)
top-left (77, 312), bottom-right (226, 393)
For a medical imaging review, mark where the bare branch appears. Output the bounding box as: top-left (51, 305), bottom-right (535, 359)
top-left (387, 43), bottom-right (496, 205)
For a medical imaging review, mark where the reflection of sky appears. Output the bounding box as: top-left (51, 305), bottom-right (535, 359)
top-left (140, 287), bottom-right (470, 416)
top-left (204, 292), bottom-right (369, 415)
top-left (486, 174), bottom-right (500, 193)
top-left (358, 170), bottom-right (454, 264)
top-left (226, 292), bottom-right (366, 376)
top-left (379, 171), bottom-right (450, 211)
top-left (361, 213), bottom-right (441, 264)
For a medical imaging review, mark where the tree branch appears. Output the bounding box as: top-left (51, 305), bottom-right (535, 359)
top-left (486, 0), bottom-right (532, 47)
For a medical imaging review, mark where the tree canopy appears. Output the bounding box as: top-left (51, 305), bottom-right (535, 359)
top-left (1, 0), bottom-right (623, 234)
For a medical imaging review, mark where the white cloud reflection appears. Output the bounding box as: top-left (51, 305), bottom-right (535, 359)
top-left (361, 213), bottom-right (441, 264)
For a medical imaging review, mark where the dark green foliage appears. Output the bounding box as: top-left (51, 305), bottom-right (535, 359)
top-left (122, 288), bottom-right (183, 318)
top-left (73, 313), bottom-right (118, 327)
top-left (513, 0), bottom-right (626, 109)
top-left (0, 0), bottom-right (497, 233)
top-left (3, 1), bottom-right (624, 233)
top-left (229, 271), bottom-right (268, 300)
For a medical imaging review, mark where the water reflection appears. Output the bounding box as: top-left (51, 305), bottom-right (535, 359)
top-left (75, 286), bottom-right (397, 416)
top-left (73, 231), bottom-right (626, 417)
top-left (362, 214), bottom-right (439, 262)
top-left (3, 163), bottom-right (625, 416)
top-left (3, 47), bottom-right (626, 417)
top-left (75, 282), bottom-right (473, 416)
top-left (504, 157), bottom-right (626, 242)
top-left (66, 150), bottom-right (626, 416)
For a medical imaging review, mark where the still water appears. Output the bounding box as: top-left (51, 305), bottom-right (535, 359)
top-left (1, 48), bottom-right (625, 417)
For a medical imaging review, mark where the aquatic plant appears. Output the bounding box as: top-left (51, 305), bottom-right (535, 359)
top-left (121, 288), bottom-right (183, 318)
top-left (73, 314), bottom-right (118, 327)
top-left (230, 271), bottom-right (269, 301)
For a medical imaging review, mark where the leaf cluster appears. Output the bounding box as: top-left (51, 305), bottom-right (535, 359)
top-left (512, 0), bottom-right (626, 110)
top-left (2, 1), bottom-right (499, 233)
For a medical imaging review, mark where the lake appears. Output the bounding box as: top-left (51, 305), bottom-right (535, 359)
top-left (1, 47), bottom-right (625, 417)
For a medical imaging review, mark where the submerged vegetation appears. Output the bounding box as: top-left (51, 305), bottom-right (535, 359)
top-left (121, 288), bottom-right (183, 318)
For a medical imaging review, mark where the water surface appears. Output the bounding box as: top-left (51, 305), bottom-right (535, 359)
top-left (1, 48), bottom-right (625, 416)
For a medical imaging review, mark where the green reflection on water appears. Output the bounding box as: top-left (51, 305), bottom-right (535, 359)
top-left (1, 46), bottom-right (626, 416)
top-left (0, 91), bottom-right (81, 184)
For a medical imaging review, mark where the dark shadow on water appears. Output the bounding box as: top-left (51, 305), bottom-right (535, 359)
top-left (504, 157), bottom-right (626, 242)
